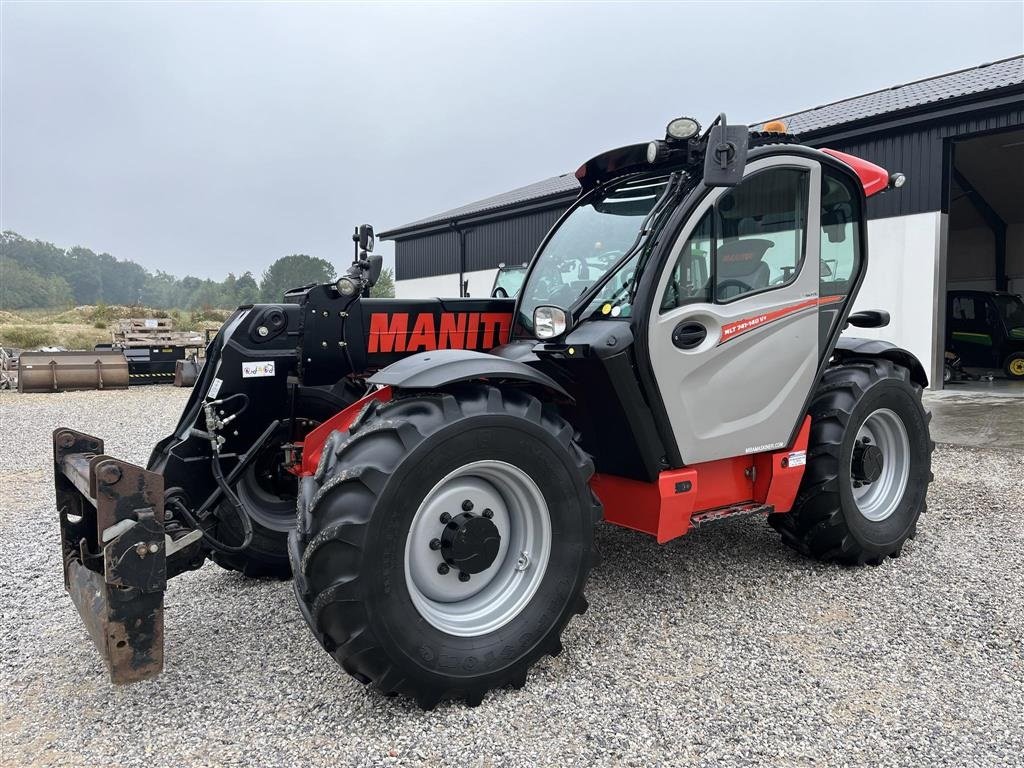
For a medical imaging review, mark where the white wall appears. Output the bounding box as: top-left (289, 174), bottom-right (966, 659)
top-left (395, 268), bottom-right (498, 299)
top-left (852, 212), bottom-right (944, 385)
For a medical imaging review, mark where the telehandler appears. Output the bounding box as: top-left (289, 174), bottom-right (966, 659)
top-left (53, 114), bottom-right (933, 709)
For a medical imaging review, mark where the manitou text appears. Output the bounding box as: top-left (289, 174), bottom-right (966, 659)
top-left (367, 312), bottom-right (513, 353)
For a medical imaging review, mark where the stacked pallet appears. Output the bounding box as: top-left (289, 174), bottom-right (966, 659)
top-left (112, 318), bottom-right (204, 348)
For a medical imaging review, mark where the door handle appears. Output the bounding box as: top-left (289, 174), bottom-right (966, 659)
top-left (672, 321), bottom-right (707, 350)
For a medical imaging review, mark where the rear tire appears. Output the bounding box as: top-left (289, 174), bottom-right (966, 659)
top-left (769, 359), bottom-right (933, 565)
top-left (1004, 352), bottom-right (1024, 380)
top-left (290, 384), bottom-right (601, 708)
top-left (211, 384), bottom-right (362, 578)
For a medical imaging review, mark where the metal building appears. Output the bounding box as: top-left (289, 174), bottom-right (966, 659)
top-left (380, 56), bottom-right (1024, 386)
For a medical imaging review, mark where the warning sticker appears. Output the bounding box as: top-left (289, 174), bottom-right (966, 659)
top-left (206, 377), bottom-right (223, 399)
top-left (242, 361), bottom-right (275, 378)
top-left (787, 450), bottom-right (807, 467)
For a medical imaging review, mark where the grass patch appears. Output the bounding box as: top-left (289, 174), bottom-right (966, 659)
top-left (0, 304), bottom-right (222, 349)
top-left (1, 325), bottom-right (56, 349)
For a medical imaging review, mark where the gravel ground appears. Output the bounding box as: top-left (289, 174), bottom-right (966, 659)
top-left (2, 387), bottom-right (1022, 767)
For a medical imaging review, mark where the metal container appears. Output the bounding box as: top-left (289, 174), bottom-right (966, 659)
top-left (123, 346), bottom-right (186, 385)
top-left (18, 350), bottom-right (129, 393)
top-left (173, 357), bottom-right (202, 387)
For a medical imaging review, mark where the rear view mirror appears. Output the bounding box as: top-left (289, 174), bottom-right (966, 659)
top-left (703, 113), bottom-right (749, 187)
top-left (358, 224), bottom-right (375, 253)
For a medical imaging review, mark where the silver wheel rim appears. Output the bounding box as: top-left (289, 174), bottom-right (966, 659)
top-left (404, 460), bottom-right (551, 637)
top-left (851, 408), bottom-right (911, 522)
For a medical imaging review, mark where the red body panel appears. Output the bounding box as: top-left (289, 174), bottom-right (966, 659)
top-left (593, 416), bottom-right (811, 543)
top-left (821, 148), bottom-right (890, 197)
top-left (300, 386), bottom-right (394, 476)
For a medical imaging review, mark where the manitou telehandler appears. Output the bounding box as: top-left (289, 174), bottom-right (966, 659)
top-left (54, 114), bottom-right (933, 709)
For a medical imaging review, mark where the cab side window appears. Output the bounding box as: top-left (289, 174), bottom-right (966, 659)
top-left (820, 168), bottom-right (862, 297)
top-left (715, 167), bottom-right (809, 302)
top-left (660, 210), bottom-right (713, 311)
top-left (952, 297), bottom-right (975, 321)
top-left (660, 167), bottom-right (809, 311)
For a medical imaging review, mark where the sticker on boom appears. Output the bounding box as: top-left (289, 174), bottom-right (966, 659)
top-left (242, 361), bottom-right (276, 378)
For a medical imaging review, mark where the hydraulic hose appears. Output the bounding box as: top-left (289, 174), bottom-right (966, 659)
top-left (169, 392), bottom-right (256, 554)
top-left (167, 453), bottom-right (254, 555)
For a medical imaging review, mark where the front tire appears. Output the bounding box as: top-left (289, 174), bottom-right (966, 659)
top-left (211, 384), bottom-right (362, 578)
top-left (290, 385), bottom-right (601, 708)
top-left (770, 359), bottom-right (933, 565)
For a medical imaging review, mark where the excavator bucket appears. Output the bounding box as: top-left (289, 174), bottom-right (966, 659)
top-left (53, 428), bottom-right (167, 683)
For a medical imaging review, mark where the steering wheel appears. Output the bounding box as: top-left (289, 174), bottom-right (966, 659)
top-left (716, 279), bottom-right (751, 301)
top-left (492, 287), bottom-right (509, 298)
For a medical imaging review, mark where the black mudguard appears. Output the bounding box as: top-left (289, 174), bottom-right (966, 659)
top-left (368, 349), bottom-right (571, 399)
top-left (834, 336), bottom-right (929, 387)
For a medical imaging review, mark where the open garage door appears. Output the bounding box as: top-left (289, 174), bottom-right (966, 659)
top-left (942, 127), bottom-right (1024, 394)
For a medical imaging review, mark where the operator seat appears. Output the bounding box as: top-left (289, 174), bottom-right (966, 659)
top-left (716, 238), bottom-right (773, 300)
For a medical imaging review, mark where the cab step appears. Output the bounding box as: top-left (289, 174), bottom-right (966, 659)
top-left (690, 502), bottom-right (774, 528)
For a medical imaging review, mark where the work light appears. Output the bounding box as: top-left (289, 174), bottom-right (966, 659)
top-left (647, 140), bottom-right (669, 164)
top-left (533, 306), bottom-right (567, 339)
top-left (666, 117), bottom-right (701, 141)
top-left (336, 277), bottom-right (358, 297)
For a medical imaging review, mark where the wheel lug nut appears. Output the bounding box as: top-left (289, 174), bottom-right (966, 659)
top-left (482, 508), bottom-right (493, 519)
top-left (461, 499), bottom-right (473, 512)
top-left (439, 513), bottom-right (451, 524)
top-left (429, 538), bottom-right (441, 551)
top-left (437, 563), bottom-right (450, 575)
top-left (458, 572), bottom-right (470, 582)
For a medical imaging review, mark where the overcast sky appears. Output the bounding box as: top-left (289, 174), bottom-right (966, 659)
top-left (2, 1), bottom-right (1022, 279)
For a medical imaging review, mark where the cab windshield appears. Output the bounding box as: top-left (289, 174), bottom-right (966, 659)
top-left (993, 294), bottom-right (1024, 335)
top-left (517, 176), bottom-right (671, 335)
top-left (493, 265), bottom-right (527, 298)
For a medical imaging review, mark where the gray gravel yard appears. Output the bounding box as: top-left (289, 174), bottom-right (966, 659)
top-left (1, 387), bottom-right (1022, 767)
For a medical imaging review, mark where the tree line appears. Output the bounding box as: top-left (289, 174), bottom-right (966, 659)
top-left (0, 230), bottom-right (393, 310)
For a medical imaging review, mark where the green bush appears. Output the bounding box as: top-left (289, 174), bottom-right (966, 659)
top-left (93, 320), bottom-right (107, 329)
top-left (1, 325), bottom-right (55, 349)
top-left (91, 301), bottom-right (114, 323)
top-left (64, 331), bottom-right (103, 350)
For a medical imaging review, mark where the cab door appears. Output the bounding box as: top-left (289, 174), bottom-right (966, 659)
top-left (647, 156), bottom-right (822, 464)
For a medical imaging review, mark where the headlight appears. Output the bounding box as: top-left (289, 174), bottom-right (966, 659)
top-left (336, 277), bottom-right (358, 296)
top-left (533, 305), bottom-right (567, 340)
top-left (666, 116), bottom-right (701, 141)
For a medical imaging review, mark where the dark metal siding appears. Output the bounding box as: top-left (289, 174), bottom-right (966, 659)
top-left (808, 102), bottom-right (1024, 220)
top-left (395, 203), bottom-right (570, 280)
top-left (397, 100), bottom-right (1024, 280)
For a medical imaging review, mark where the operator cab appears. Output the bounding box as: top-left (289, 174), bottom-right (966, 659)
top-left (503, 114), bottom-right (899, 480)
